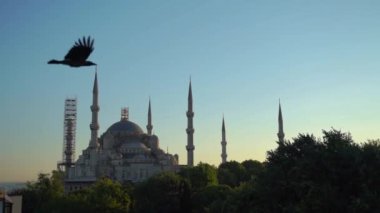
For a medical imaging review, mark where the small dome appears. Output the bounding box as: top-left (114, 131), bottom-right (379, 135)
top-left (122, 141), bottom-right (148, 150)
top-left (151, 135), bottom-right (159, 141)
top-left (107, 120), bottom-right (144, 135)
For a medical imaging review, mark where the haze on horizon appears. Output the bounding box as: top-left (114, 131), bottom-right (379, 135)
top-left (1, 0), bottom-right (380, 182)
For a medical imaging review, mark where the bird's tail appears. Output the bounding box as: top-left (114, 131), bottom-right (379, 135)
top-left (48, 59), bottom-right (62, 64)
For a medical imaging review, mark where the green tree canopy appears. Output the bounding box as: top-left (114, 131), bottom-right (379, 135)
top-left (11, 170), bottom-right (65, 213)
top-left (80, 178), bottom-right (132, 213)
top-left (251, 129), bottom-right (380, 213)
top-left (179, 163), bottom-right (218, 191)
top-left (191, 184), bottom-right (234, 213)
top-left (133, 172), bottom-right (190, 213)
top-left (217, 161), bottom-right (246, 187)
top-left (241, 159), bottom-right (265, 181)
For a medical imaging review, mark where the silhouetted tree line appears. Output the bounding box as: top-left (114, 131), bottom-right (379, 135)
top-left (10, 129), bottom-right (380, 213)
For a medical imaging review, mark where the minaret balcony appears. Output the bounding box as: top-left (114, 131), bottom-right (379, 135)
top-left (91, 105), bottom-right (100, 111)
top-left (186, 111), bottom-right (194, 117)
top-left (186, 145), bottom-right (194, 151)
top-left (90, 123), bottom-right (99, 130)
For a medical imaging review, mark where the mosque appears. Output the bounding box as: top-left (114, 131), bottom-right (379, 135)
top-left (62, 72), bottom-right (285, 192)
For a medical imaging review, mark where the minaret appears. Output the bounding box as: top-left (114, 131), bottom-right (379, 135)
top-left (89, 72), bottom-right (99, 149)
top-left (147, 98), bottom-right (153, 135)
top-left (277, 101), bottom-right (285, 143)
top-left (221, 117), bottom-right (227, 164)
top-left (186, 79), bottom-right (195, 166)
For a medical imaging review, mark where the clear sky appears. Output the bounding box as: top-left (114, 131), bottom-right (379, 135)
top-left (1, 0), bottom-right (380, 182)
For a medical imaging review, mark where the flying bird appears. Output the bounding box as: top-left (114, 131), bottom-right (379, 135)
top-left (48, 36), bottom-right (96, 67)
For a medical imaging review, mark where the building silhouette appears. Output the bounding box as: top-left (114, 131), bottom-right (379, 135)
top-left (61, 72), bottom-right (286, 192)
top-left (278, 101), bottom-right (285, 143)
top-left (63, 73), bottom-right (179, 192)
top-left (186, 79), bottom-right (195, 166)
top-left (221, 117), bottom-right (227, 164)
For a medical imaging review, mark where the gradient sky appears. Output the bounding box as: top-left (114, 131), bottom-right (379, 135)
top-left (1, 0), bottom-right (380, 182)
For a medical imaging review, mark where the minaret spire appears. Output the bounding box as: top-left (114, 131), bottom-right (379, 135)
top-left (277, 100), bottom-right (285, 143)
top-left (221, 116), bottom-right (227, 164)
top-left (89, 72), bottom-right (100, 149)
top-left (186, 78), bottom-right (195, 166)
top-left (147, 98), bottom-right (153, 135)
top-left (188, 77), bottom-right (193, 111)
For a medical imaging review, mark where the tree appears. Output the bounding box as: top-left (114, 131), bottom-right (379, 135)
top-left (353, 139), bottom-right (380, 212)
top-left (133, 172), bottom-right (190, 213)
top-left (82, 178), bottom-right (131, 213)
top-left (191, 184), bottom-right (234, 213)
top-left (241, 160), bottom-right (265, 181)
top-left (250, 129), bottom-right (379, 212)
top-left (48, 177), bottom-right (131, 213)
top-left (179, 163), bottom-right (218, 191)
top-left (217, 161), bottom-right (246, 187)
top-left (10, 171), bottom-right (65, 213)
top-left (16, 174), bottom-right (131, 213)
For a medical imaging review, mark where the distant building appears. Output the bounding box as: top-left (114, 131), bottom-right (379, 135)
top-left (277, 101), bottom-right (285, 143)
top-left (57, 98), bottom-right (77, 172)
top-left (63, 73), bottom-right (179, 193)
top-left (186, 80), bottom-right (195, 166)
top-left (61, 72), bottom-right (286, 193)
top-left (221, 117), bottom-right (227, 164)
top-left (8, 195), bottom-right (21, 213)
top-left (0, 190), bottom-right (13, 213)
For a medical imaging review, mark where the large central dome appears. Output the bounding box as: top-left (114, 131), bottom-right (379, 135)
top-left (107, 120), bottom-right (144, 135)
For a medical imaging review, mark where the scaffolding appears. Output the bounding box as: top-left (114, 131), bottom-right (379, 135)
top-left (58, 98), bottom-right (77, 171)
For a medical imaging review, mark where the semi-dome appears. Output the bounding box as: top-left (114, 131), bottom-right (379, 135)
top-left (121, 140), bottom-right (149, 153)
top-left (107, 120), bottom-right (144, 135)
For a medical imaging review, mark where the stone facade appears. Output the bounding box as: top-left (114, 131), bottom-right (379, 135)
top-left (64, 73), bottom-right (179, 193)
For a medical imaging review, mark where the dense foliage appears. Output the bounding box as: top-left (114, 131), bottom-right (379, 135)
top-left (12, 129), bottom-right (380, 213)
top-left (134, 172), bottom-right (190, 213)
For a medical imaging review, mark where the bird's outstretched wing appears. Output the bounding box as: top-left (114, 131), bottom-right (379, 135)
top-left (48, 36), bottom-right (96, 67)
top-left (64, 36), bottom-right (94, 62)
